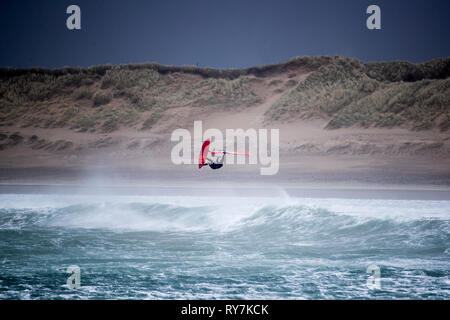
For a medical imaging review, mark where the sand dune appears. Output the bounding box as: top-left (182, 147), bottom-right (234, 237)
top-left (0, 56), bottom-right (449, 188)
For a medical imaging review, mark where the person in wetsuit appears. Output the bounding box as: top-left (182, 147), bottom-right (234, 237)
top-left (206, 152), bottom-right (225, 170)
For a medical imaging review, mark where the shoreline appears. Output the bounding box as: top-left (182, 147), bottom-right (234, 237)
top-left (0, 164), bottom-right (449, 200)
top-left (0, 183), bottom-right (449, 200)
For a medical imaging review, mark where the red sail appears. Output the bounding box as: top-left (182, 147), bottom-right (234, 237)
top-left (198, 139), bottom-right (210, 168)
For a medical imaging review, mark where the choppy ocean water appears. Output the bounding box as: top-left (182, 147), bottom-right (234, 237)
top-left (0, 193), bottom-right (449, 299)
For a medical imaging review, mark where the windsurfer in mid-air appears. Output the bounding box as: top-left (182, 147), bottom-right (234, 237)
top-left (198, 139), bottom-right (249, 171)
top-left (205, 151), bottom-right (226, 170)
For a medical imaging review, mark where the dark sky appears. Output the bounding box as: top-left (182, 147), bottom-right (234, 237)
top-left (1, 0), bottom-right (449, 69)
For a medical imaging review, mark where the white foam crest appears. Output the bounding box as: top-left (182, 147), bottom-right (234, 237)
top-left (0, 194), bottom-right (449, 232)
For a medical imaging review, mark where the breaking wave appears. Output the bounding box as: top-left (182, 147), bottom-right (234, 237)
top-left (1, 195), bottom-right (448, 246)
